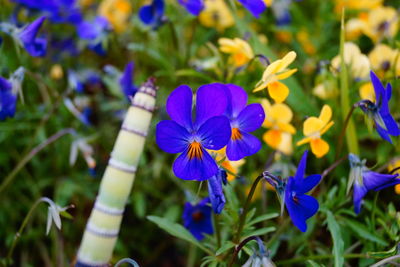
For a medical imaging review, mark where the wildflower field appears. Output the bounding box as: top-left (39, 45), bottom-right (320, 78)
top-left (1, 0), bottom-right (400, 266)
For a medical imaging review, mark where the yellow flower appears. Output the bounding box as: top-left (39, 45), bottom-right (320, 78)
top-left (334, 0), bottom-right (382, 13)
top-left (313, 82), bottom-right (338, 100)
top-left (345, 18), bottom-right (367, 40)
top-left (296, 30), bottom-right (316, 55)
top-left (253, 51), bottom-right (297, 103)
top-left (331, 42), bottom-right (370, 79)
top-left (213, 148), bottom-right (245, 181)
top-left (218, 38), bottom-right (254, 67)
top-left (50, 64), bottom-right (64, 80)
top-left (363, 6), bottom-right (399, 42)
top-left (359, 82), bottom-right (375, 102)
top-left (98, 0), bottom-right (132, 33)
top-left (388, 159), bottom-right (400, 194)
top-left (368, 44), bottom-right (399, 78)
top-left (261, 99), bottom-right (295, 155)
top-left (199, 0), bottom-right (234, 32)
top-left (297, 105), bottom-right (334, 158)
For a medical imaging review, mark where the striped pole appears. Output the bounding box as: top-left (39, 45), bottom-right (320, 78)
top-left (76, 78), bottom-right (158, 267)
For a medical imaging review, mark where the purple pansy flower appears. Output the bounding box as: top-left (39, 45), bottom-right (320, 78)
top-left (348, 153), bottom-right (400, 214)
top-left (139, 0), bottom-right (166, 30)
top-left (178, 0), bottom-right (204, 16)
top-left (223, 84), bottom-right (265, 161)
top-left (0, 67), bottom-right (25, 121)
top-left (18, 16), bottom-right (47, 57)
top-left (76, 16), bottom-right (110, 55)
top-left (237, 0), bottom-right (266, 18)
top-left (183, 198), bottom-right (213, 240)
top-left (207, 169), bottom-right (227, 214)
top-left (271, 0), bottom-right (292, 26)
top-left (265, 151), bottom-right (321, 232)
top-left (358, 71), bottom-right (400, 143)
top-left (156, 84), bottom-right (231, 181)
top-left (119, 62), bottom-right (137, 100)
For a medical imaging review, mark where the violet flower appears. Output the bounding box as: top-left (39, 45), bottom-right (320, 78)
top-left (156, 84), bottom-right (231, 180)
top-left (119, 62), bottom-right (137, 100)
top-left (183, 198), bottom-right (213, 240)
top-left (223, 84), bottom-right (265, 161)
top-left (207, 169), bottom-right (227, 214)
top-left (348, 153), bottom-right (400, 214)
top-left (139, 0), bottom-right (166, 30)
top-left (17, 16), bottom-right (47, 57)
top-left (358, 71), bottom-right (400, 143)
top-left (0, 67), bottom-right (25, 121)
top-left (237, 0), bottom-right (267, 18)
top-left (177, 0), bottom-right (204, 16)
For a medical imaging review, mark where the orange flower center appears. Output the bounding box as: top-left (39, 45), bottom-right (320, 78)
top-left (188, 142), bottom-right (203, 159)
top-left (233, 52), bottom-right (247, 66)
top-left (231, 128), bottom-right (242, 140)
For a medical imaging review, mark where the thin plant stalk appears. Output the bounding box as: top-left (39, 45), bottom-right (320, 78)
top-left (339, 8), bottom-right (359, 155)
top-left (228, 236), bottom-right (259, 267)
top-left (335, 104), bottom-right (356, 160)
top-left (75, 79), bottom-right (158, 266)
top-left (0, 128), bottom-right (76, 196)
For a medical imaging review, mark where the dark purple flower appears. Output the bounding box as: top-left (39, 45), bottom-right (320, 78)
top-left (139, 0), bottom-right (166, 30)
top-left (207, 169), bottom-right (227, 214)
top-left (275, 150), bottom-right (320, 232)
top-left (0, 67), bottom-right (25, 121)
top-left (156, 84), bottom-right (231, 181)
top-left (178, 0), bottom-right (204, 16)
top-left (223, 84), bottom-right (265, 161)
top-left (237, 0), bottom-right (266, 18)
top-left (18, 16), bottom-right (47, 57)
top-left (183, 198), bottom-right (213, 240)
top-left (359, 71), bottom-right (400, 143)
top-left (76, 16), bottom-right (110, 55)
top-left (348, 153), bottom-right (400, 214)
top-left (119, 62), bottom-right (137, 100)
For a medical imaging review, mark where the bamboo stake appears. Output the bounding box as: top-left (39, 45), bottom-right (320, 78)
top-left (75, 78), bottom-right (158, 267)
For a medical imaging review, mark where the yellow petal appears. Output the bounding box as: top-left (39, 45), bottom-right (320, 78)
top-left (278, 122), bottom-right (296, 134)
top-left (253, 81), bottom-right (268, 93)
top-left (319, 105), bottom-right (332, 125)
top-left (276, 68), bottom-right (297, 80)
top-left (276, 51), bottom-right (297, 72)
top-left (320, 121), bottom-right (334, 135)
top-left (395, 184), bottom-right (400, 195)
top-left (267, 81), bottom-right (289, 103)
top-left (277, 132), bottom-right (293, 155)
top-left (262, 59), bottom-right (283, 80)
top-left (303, 117), bottom-right (324, 136)
top-left (310, 138), bottom-right (329, 158)
top-left (263, 130), bottom-right (282, 149)
top-left (296, 136), bottom-right (312, 146)
top-left (270, 103), bottom-right (293, 123)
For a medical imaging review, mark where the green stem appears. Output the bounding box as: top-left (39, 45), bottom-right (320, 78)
top-left (214, 213), bottom-right (221, 248)
top-left (335, 104), bottom-right (356, 160)
top-left (371, 192), bottom-right (379, 233)
top-left (233, 175), bottom-right (264, 244)
top-left (6, 197), bottom-right (54, 263)
top-left (370, 254), bottom-right (400, 267)
top-left (228, 236), bottom-right (259, 267)
top-left (186, 244), bottom-right (196, 267)
top-left (276, 253), bottom-right (376, 265)
top-left (339, 8), bottom-right (359, 156)
top-left (0, 128), bottom-right (76, 197)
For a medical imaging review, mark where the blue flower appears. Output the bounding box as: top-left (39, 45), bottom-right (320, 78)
top-left (12, 0), bottom-right (83, 24)
top-left (156, 84), bottom-right (231, 181)
top-left (139, 0), bottom-right (166, 29)
top-left (76, 16), bottom-right (110, 55)
top-left (358, 71), bottom-right (400, 143)
top-left (177, 0), bottom-right (204, 16)
top-left (183, 198), bottom-right (213, 240)
top-left (348, 153), bottom-right (400, 214)
top-left (271, 0), bottom-right (292, 26)
top-left (119, 62), bottom-right (137, 100)
top-left (237, 0), bottom-right (266, 18)
top-left (266, 151), bottom-right (320, 232)
top-left (18, 16), bottom-right (47, 57)
top-left (207, 169), bottom-right (227, 214)
top-left (0, 67), bottom-right (25, 121)
top-left (223, 84), bottom-right (265, 161)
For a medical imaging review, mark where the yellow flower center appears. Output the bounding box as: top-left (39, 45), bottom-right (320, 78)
top-left (188, 142), bottom-right (203, 159)
top-left (231, 128), bottom-right (242, 140)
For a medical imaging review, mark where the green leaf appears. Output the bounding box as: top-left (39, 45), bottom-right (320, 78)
top-left (326, 210), bottom-right (344, 267)
top-left (367, 243), bottom-right (398, 258)
top-left (215, 241), bottom-right (235, 256)
top-left (345, 218), bottom-right (388, 246)
top-left (147, 215), bottom-right (212, 255)
top-left (243, 227), bottom-right (276, 239)
top-left (246, 212), bottom-right (279, 227)
top-left (306, 260), bottom-right (324, 267)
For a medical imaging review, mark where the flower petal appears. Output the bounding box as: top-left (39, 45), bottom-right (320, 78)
top-left (237, 0), bottom-right (266, 18)
top-left (173, 147), bottom-right (218, 180)
top-left (363, 171), bottom-right (400, 191)
top-left (207, 173), bottom-right (226, 214)
top-left (294, 150), bottom-right (308, 181)
top-left (296, 174), bottom-right (321, 194)
top-left (303, 117), bottom-right (324, 136)
top-left (370, 70), bottom-right (384, 106)
top-left (353, 182), bottom-right (367, 214)
top-left (285, 192), bottom-right (318, 232)
top-left (226, 131), bottom-right (261, 161)
top-left (319, 105), bottom-right (332, 125)
top-left (225, 84), bottom-right (247, 118)
top-left (166, 85), bottom-right (193, 129)
top-left (310, 138), bottom-right (329, 158)
top-left (195, 83), bottom-right (228, 127)
top-left (236, 103), bottom-right (265, 132)
top-left (267, 81), bottom-right (289, 103)
top-left (276, 68), bottom-right (297, 80)
top-left (156, 120), bottom-right (190, 153)
top-left (197, 116), bottom-right (231, 150)
top-left (263, 130), bottom-right (282, 150)
top-left (139, 5), bottom-right (155, 24)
